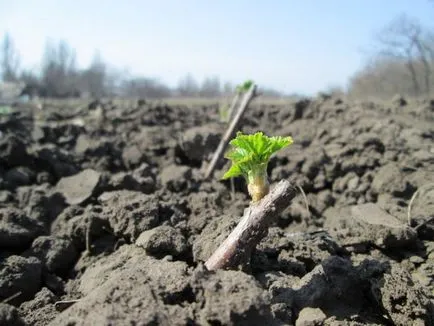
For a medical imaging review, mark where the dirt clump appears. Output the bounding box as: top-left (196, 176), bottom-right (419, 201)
top-left (0, 97), bottom-right (432, 325)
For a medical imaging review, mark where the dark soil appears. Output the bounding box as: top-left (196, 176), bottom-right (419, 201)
top-left (0, 96), bottom-right (433, 326)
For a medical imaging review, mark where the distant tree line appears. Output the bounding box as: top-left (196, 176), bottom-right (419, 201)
top-left (0, 34), bottom-right (283, 99)
top-left (3, 12), bottom-right (433, 101)
top-left (347, 13), bottom-right (434, 99)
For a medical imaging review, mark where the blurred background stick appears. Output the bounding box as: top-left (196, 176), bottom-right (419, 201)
top-left (204, 83), bottom-right (258, 179)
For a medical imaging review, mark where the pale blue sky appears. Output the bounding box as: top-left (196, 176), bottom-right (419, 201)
top-left (1, 0), bottom-right (433, 94)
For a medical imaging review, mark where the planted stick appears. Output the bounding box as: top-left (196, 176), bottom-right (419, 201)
top-left (222, 132), bottom-right (293, 202)
top-left (227, 91), bottom-right (240, 121)
top-left (204, 83), bottom-right (258, 179)
top-left (1, 291), bottom-right (21, 304)
top-left (205, 179), bottom-right (297, 271)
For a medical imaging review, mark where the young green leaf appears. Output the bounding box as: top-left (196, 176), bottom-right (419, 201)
top-left (222, 162), bottom-right (243, 179)
top-left (222, 131), bottom-right (293, 202)
top-left (222, 131), bottom-right (293, 180)
top-left (235, 80), bottom-right (254, 94)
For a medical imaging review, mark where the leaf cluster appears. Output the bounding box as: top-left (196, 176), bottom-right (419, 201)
top-left (222, 131), bottom-right (293, 180)
top-left (235, 80), bottom-right (254, 94)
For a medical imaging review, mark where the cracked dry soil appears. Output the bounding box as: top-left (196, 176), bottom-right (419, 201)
top-left (0, 95), bottom-right (433, 325)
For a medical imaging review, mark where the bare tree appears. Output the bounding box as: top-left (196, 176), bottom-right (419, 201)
top-left (374, 14), bottom-right (434, 96)
top-left (177, 73), bottom-right (199, 97)
top-left (199, 75), bottom-right (221, 97)
top-left (348, 14), bottom-right (434, 99)
top-left (41, 40), bottom-right (79, 97)
top-left (348, 56), bottom-right (417, 98)
top-left (121, 77), bottom-right (171, 98)
top-left (20, 69), bottom-right (46, 98)
top-left (79, 51), bottom-right (107, 97)
top-left (1, 33), bottom-right (287, 100)
top-left (415, 31), bottom-right (434, 95)
top-left (1, 32), bottom-right (20, 82)
top-left (222, 81), bottom-right (233, 95)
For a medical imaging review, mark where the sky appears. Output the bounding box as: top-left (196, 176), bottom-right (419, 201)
top-left (1, 0), bottom-right (434, 95)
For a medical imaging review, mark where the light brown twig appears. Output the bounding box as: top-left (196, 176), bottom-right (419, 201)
top-left (205, 180), bottom-right (297, 271)
top-left (1, 291), bottom-right (21, 304)
top-left (227, 92), bottom-right (241, 121)
top-left (85, 218), bottom-right (92, 255)
top-left (204, 83), bottom-right (258, 179)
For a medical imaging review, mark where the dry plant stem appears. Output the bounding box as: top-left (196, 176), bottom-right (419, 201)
top-left (1, 291), bottom-right (21, 304)
top-left (204, 83), bottom-right (258, 179)
top-left (205, 180), bottom-right (297, 271)
top-left (407, 182), bottom-right (434, 226)
top-left (296, 184), bottom-right (310, 218)
top-left (85, 218), bottom-right (92, 255)
top-left (227, 92), bottom-right (240, 121)
top-left (414, 216), bottom-right (434, 231)
top-left (230, 177), bottom-right (235, 201)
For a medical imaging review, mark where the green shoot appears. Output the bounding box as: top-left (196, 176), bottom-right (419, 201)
top-left (222, 131), bottom-right (293, 202)
top-left (236, 80), bottom-right (254, 94)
